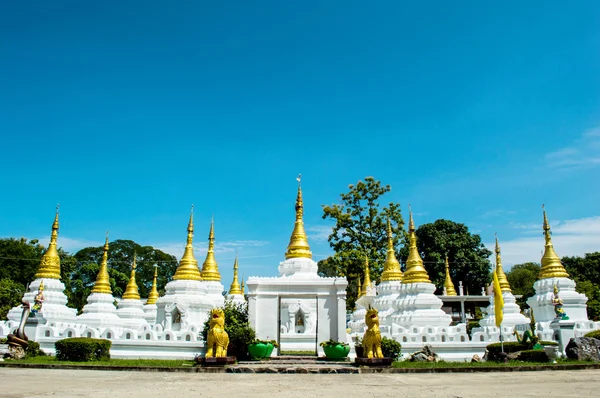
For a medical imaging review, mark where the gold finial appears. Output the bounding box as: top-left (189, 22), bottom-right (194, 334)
top-left (91, 232), bottom-right (113, 294)
top-left (444, 255), bottom-right (457, 295)
top-left (381, 218), bottom-right (403, 281)
top-left (538, 206), bottom-right (569, 279)
top-left (173, 206), bottom-right (202, 281)
top-left (361, 256), bottom-right (372, 296)
top-left (146, 265), bottom-right (159, 304)
top-left (357, 277), bottom-right (364, 298)
top-left (34, 205), bottom-right (62, 279)
top-left (241, 274), bottom-right (245, 293)
top-left (285, 174), bottom-right (313, 259)
top-left (122, 252), bottom-right (140, 300)
top-left (494, 234), bottom-right (512, 292)
top-left (201, 218), bottom-right (221, 281)
top-left (402, 208), bottom-right (431, 284)
top-left (228, 254), bottom-right (243, 295)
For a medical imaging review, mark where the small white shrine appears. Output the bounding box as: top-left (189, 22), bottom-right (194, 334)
top-left (247, 179), bottom-right (348, 354)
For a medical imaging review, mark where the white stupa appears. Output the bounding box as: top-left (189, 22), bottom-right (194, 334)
top-left (116, 255), bottom-right (148, 329)
top-left (143, 266), bottom-right (160, 324)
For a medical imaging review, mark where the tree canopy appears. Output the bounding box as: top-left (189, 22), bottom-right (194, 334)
top-left (318, 177), bottom-right (406, 309)
top-left (505, 262), bottom-right (540, 309)
top-left (399, 219), bottom-right (493, 295)
top-left (563, 252), bottom-right (600, 321)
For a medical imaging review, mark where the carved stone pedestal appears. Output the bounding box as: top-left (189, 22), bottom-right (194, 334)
top-left (201, 356), bottom-right (236, 366)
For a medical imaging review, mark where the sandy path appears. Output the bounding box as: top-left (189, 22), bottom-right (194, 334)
top-left (1, 368), bottom-right (599, 398)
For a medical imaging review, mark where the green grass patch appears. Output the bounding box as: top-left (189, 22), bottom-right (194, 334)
top-left (16, 356), bottom-right (195, 368)
top-left (280, 350), bottom-right (317, 356)
top-left (391, 358), bottom-right (596, 369)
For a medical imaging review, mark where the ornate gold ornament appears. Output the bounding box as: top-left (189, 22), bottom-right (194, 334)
top-left (122, 253), bottom-right (140, 300)
top-left (206, 308), bottom-right (229, 357)
top-left (362, 306), bottom-right (383, 358)
top-left (91, 232), bottom-right (113, 294)
top-left (200, 218), bottom-right (221, 281)
top-left (381, 219), bottom-right (403, 282)
top-left (538, 205), bottom-right (569, 279)
top-left (402, 208), bottom-right (431, 284)
top-left (34, 205), bottom-right (62, 280)
top-left (173, 206), bottom-right (202, 281)
top-left (146, 265), bottom-right (160, 304)
top-left (285, 174), bottom-right (313, 259)
top-left (443, 255), bottom-right (457, 296)
top-left (494, 235), bottom-right (512, 292)
top-left (228, 254), bottom-right (243, 295)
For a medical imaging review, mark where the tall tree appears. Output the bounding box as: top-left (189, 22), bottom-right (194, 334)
top-left (319, 177), bottom-right (406, 309)
top-left (0, 238), bottom-right (45, 287)
top-left (506, 262), bottom-right (541, 309)
top-left (399, 219), bottom-right (492, 295)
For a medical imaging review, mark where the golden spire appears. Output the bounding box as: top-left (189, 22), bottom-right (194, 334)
top-left (357, 277), bottom-right (364, 298)
top-left (443, 255), bottom-right (457, 296)
top-left (381, 219), bottom-right (403, 281)
top-left (173, 206), bottom-right (202, 281)
top-left (34, 204), bottom-right (62, 279)
top-left (285, 174), bottom-right (313, 259)
top-left (241, 275), bottom-right (245, 293)
top-left (91, 232), bottom-right (113, 294)
top-left (361, 256), bottom-right (372, 296)
top-left (402, 207), bottom-right (431, 284)
top-left (495, 235), bottom-right (512, 292)
top-left (201, 217), bottom-right (221, 281)
top-left (122, 253), bottom-right (141, 300)
top-left (538, 205), bottom-right (569, 279)
top-left (146, 265), bottom-right (159, 304)
top-left (228, 254), bottom-right (243, 295)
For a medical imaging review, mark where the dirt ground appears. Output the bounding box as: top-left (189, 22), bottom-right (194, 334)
top-left (1, 368), bottom-right (599, 398)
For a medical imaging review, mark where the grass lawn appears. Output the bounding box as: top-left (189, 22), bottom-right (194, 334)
top-left (16, 356), bottom-right (195, 368)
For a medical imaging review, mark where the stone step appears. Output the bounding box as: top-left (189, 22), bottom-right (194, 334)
top-left (237, 360), bottom-right (351, 366)
top-left (227, 365), bottom-right (359, 374)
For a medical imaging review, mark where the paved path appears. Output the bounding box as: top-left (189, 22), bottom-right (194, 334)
top-left (1, 368), bottom-right (599, 397)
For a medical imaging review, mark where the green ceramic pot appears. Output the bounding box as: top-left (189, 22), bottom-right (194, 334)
top-left (265, 342), bottom-right (275, 357)
top-left (323, 344), bottom-right (350, 359)
top-left (248, 343), bottom-right (269, 360)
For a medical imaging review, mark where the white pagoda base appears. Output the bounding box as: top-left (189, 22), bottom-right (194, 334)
top-left (392, 282), bottom-right (452, 328)
top-left (479, 291), bottom-right (529, 329)
top-left (373, 280), bottom-right (402, 328)
top-left (77, 292), bottom-right (122, 329)
top-left (527, 277), bottom-right (589, 323)
top-left (117, 299), bottom-right (148, 329)
top-left (143, 303), bottom-right (158, 324)
top-left (155, 280), bottom-right (215, 332)
top-left (7, 278), bottom-right (76, 326)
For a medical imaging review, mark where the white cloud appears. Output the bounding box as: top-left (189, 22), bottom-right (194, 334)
top-left (306, 225), bottom-right (332, 243)
top-left (155, 240), bottom-right (270, 259)
top-left (486, 216), bottom-right (600, 268)
top-left (545, 128), bottom-right (600, 169)
top-left (35, 236), bottom-right (104, 253)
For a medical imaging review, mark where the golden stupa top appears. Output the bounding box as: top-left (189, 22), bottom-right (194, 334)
top-left (173, 206), bottom-right (202, 281)
top-left (381, 219), bottom-right (403, 282)
top-left (361, 256), bottom-right (372, 296)
top-left (495, 235), bottom-right (512, 292)
top-left (35, 205), bottom-right (62, 280)
top-left (228, 254), bottom-right (243, 295)
top-left (285, 175), bottom-right (313, 260)
top-left (122, 253), bottom-right (141, 300)
top-left (201, 218), bottom-right (221, 281)
top-left (146, 265), bottom-right (160, 304)
top-left (538, 205), bottom-right (569, 279)
top-left (402, 208), bottom-right (431, 284)
top-left (443, 255), bottom-right (457, 296)
top-left (91, 233), bottom-right (113, 294)
top-left (357, 277), bottom-right (364, 298)
top-left (241, 276), bottom-right (245, 293)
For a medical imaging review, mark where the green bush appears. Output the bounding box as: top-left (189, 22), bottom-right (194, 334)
top-left (381, 337), bottom-right (402, 359)
top-left (584, 330), bottom-right (600, 340)
top-left (202, 301), bottom-right (256, 361)
top-left (517, 349), bottom-right (549, 362)
top-left (467, 321), bottom-right (480, 336)
top-left (55, 338), bottom-right (111, 362)
top-left (25, 341), bottom-right (45, 357)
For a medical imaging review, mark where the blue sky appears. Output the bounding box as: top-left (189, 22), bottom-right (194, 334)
top-left (1, 1), bottom-right (599, 288)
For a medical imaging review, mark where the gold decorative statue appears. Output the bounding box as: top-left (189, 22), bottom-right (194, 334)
top-left (206, 308), bottom-right (229, 358)
top-left (362, 306), bottom-right (383, 358)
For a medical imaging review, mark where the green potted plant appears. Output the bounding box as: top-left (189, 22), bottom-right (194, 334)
top-left (320, 338), bottom-right (350, 359)
top-left (248, 339), bottom-right (275, 360)
top-left (265, 340), bottom-right (278, 357)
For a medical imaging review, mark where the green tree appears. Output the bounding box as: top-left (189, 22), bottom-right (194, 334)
top-left (562, 252), bottom-right (600, 321)
top-left (202, 301), bottom-right (256, 360)
top-left (398, 219), bottom-right (492, 295)
top-left (0, 278), bottom-right (26, 319)
top-left (319, 177), bottom-right (406, 309)
top-left (506, 262), bottom-right (541, 309)
top-left (0, 238), bottom-right (44, 287)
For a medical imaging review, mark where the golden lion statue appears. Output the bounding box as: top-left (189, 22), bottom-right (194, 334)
top-left (206, 308), bottom-right (229, 358)
top-left (362, 306), bottom-right (383, 358)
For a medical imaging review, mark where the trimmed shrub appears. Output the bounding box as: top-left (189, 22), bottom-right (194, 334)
top-left (381, 337), bottom-right (402, 359)
top-left (518, 349), bottom-right (549, 362)
top-left (55, 338), bottom-right (111, 362)
top-left (26, 341), bottom-right (45, 357)
top-left (584, 330), bottom-right (600, 340)
top-left (202, 301), bottom-right (256, 361)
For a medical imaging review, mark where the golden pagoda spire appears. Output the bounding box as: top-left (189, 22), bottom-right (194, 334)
top-left (357, 277), bottom-right (364, 298)
top-left (381, 219), bottom-right (403, 281)
top-left (285, 174), bottom-right (313, 259)
top-left (495, 234), bottom-right (512, 292)
top-left (173, 206), bottom-right (202, 281)
top-left (443, 255), bottom-right (457, 296)
top-left (538, 205), bottom-right (569, 279)
top-left (361, 255), bottom-right (372, 296)
top-left (34, 204), bottom-right (62, 279)
top-left (402, 207), bottom-right (431, 284)
top-left (146, 265), bottom-right (159, 304)
top-left (91, 232), bottom-right (113, 294)
top-left (228, 254), bottom-right (243, 295)
top-left (241, 275), bottom-right (245, 293)
top-left (122, 252), bottom-right (140, 300)
top-left (201, 217), bottom-right (221, 281)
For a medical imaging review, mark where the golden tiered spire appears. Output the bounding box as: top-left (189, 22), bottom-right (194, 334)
top-left (443, 255), bottom-right (457, 296)
top-left (201, 218), bottom-right (221, 281)
top-left (357, 277), bottom-right (364, 298)
top-left (538, 205), bottom-right (569, 279)
top-left (146, 265), bottom-right (159, 304)
top-left (122, 253), bottom-right (140, 300)
top-left (173, 206), bottom-right (202, 281)
top-left (402, 208), bottom-right (431, 284)
top-left (381, 219), bottom-right (403, 281)
top-left (241, 276), bottom-right (245, 293)
top-left (495, 235), bottom-right (512, 292)
top-left (361, 256), bottom-right (372, 296)
top-left (34, 205), bottom-right (62, 280)
top-left (285, 174), bottom-right (313, 259)
top-left (91, 232), bottom-right (113, 294)
top-left (228, 254), bottom-right (243, 295)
